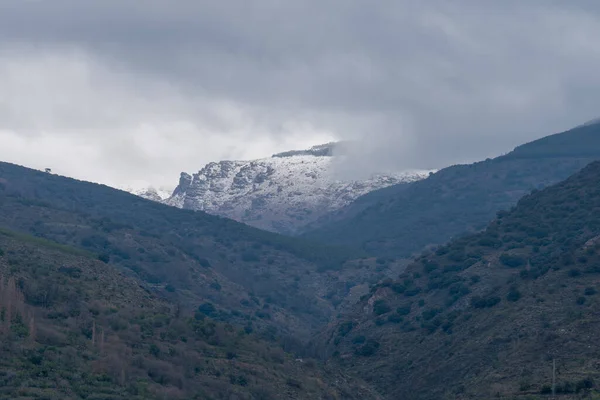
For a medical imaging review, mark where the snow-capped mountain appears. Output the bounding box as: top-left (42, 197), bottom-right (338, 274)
top-left (118, 185), bottom-right (174, 202)
top-left (159, 143), bottom-right (434, 234)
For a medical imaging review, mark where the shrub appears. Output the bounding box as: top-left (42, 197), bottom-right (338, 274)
top-left (540, 385), bottom-right (552, 394)
top-left (421, 308), bottom-right (441, 321)
top-left (165, 284), bottom-right (176, 293)
top-left (338, 321), bottom-right (355, 337)
top-left (396, 306), bottom-right (411, 316)
top-left (500, 254), bottom-right (526, 268)
top-left (198, 258), bottom-right (211, 268)
top-left (576, 296), bottom-right (586, 305)
top-left (149, 344), bottom-right (160, 357)
top-left (352, 335), bottom-right (366, 344)
top-left (355, 339), bottom-right (380, 356)
top-left (373, 300), bottom-right (391, 315)
top-left (387, 314), bottom-right (403, 324)
top-left (569, 268), bottom-right (582, 277)
top-left (584, 287), bottom-right (597, 296)
top-left (197, 302), bottom-right (217, 317)
top-left (506, 287), bottom-right (521, 302)
top-left (391, 283), bottom-right (406, 293)
top-left (404, 287), bottom-right (422, 297)
top-left (471, 295), bottom-right (501, 309)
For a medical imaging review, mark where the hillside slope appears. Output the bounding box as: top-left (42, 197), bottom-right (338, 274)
top-left (302, 122), bottom-right (600, 258)
top-left (0, 229), bottom-right (379, 399)
top-left (0, 161), bottom-right (376, 343)
top-left (316, 160), bottom-right (600, 399)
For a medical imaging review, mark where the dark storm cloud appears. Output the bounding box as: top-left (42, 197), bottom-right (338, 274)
top-left (1, 0), bottom-right (600, 185)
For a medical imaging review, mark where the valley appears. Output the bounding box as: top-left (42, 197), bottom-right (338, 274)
top-left (2, 121), bottom-right (600, 399)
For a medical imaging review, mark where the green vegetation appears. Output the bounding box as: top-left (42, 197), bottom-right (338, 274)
top-left (325, 161), bottom-right (600, 399)
top-left (0, 161), bottom-right (370, 342)
top-left (0, 231), bottom-right (373, 399)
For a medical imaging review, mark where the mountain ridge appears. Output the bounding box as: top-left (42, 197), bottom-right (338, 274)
top-left (153, 142), bottom-right (434, 234)
top-left (315, 159), bottom-right (600, 399)
top-left (302, 121), bottom-right (600, 257)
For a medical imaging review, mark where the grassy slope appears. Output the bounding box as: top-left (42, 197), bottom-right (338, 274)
top-left (0, 229), bottom-right (381, 400)
top-left (302, 122), bottom-right (600, 258)
top-left (316, 161), bottom-right (600, 399)
top-left (0, 161), bottom-right (372, 342)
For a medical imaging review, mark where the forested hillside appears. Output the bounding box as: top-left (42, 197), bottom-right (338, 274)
top-left (303, 122), bottom-right (600, 258)
top-left (0, 161), bottom-right (381, 344)
top-left (0, 228), bottom-right (381, 399)
top-left (316, 160), bottom-right (600, 399)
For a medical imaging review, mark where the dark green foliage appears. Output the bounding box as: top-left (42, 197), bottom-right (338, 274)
top-left (506, 287), bottom-right (521, 302)
top-left (198, 258), bottom-right (211, 268)
top-left (354, 339), bottom-right (380, 357)
top-left (396, 306), bottom-right (411, 316)
top-left (470, 296), bottom-right (501, 309)
top-left (165, 284), bottom-right (176, 292)
top-left (404, 287), bottom-right (422, 297)
top-left (568, 268), bottom-right (582, 277)
top-left (387, 314), bottom-right (404, 324)
top-left (338, 321), bottom-right (355, 337)
top-left (373, 300), bottom-right (391, 315)
top-left (499, 254), bottom-right (526, 268)
top-left (540, 385), bottom-right (552, 394)
top-left (391, 283), bottom-right (406, 293)
top-left (197, 302), bottom-right (217, 317)
top-left (0, 160), bottom-right (374, 344)
top-left (0, 234), bottom-right (369, 400)
top-left (421, 308), bottom-right (441, 321)
top-left (325, 160), bottom-right (600, 399)
top-left (352, 335), bottom-right (366, 344)
top-left (584, 287), bottom-right (597, 296)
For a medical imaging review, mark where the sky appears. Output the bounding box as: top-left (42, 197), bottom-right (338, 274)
top-left (1, 1), bottom-right (600, 188)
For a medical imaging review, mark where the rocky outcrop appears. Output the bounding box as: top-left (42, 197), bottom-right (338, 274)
top-left (163, 143), bottom-right (433, 234)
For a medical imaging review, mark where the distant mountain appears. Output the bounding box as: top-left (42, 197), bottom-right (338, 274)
top-left (302, 121), bottom-right (600, 257)
top-left (157, 143), bottom-right (433, 234)
top-left (315, 160), bottom-right (600, 399)
top-left (118, 185), bottom-right (173, 202)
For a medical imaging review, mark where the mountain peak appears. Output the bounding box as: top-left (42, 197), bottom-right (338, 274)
top-left (156, 144), bottom-right (433, 234)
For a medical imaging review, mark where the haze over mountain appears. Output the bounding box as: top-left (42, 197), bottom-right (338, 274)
top-left (303, 121), bottom-right (600, 257)
top-left (3, 1), bottom-right (600, 189)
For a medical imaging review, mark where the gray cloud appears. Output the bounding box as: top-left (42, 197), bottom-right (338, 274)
top-left (1, 1), bottom-right (600, 187)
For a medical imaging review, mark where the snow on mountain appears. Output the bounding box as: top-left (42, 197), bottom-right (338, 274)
top-left (161, 143), bottom-right (434, 234)
top-left (118, 184), bottom-right (174, 202)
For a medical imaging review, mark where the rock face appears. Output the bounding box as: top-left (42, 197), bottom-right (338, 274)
top-left (164, 143), bottom-right (433, 234)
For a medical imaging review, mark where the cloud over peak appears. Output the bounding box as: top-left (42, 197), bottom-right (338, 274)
top-left (1, 1), bottom-right (599, 186)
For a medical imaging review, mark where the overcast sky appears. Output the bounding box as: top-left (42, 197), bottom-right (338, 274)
top-left (1, 1), bottom-right (600, 188)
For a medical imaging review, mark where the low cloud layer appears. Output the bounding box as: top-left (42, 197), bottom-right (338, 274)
top-left (1, 1), bottom-right (600, 187)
